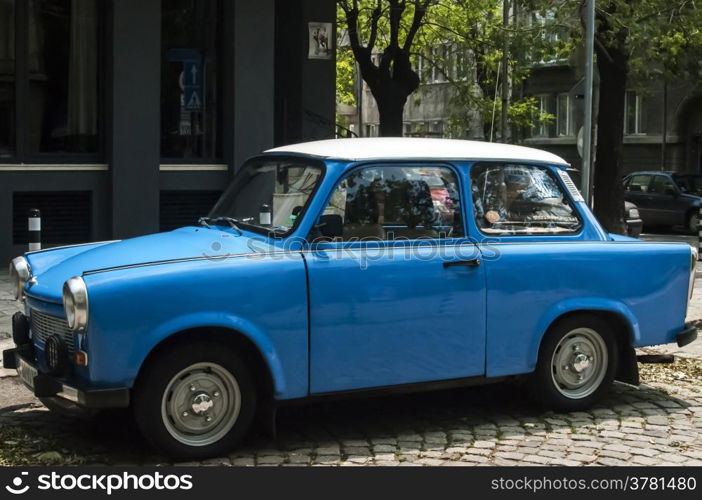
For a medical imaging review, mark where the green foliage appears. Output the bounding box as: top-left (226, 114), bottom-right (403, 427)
top-left (336, 0), bottom-right (569, 139)
top-left (336, 0), bottom-right (702, 138)
top-left (336, 46), bottom-right (357, 107)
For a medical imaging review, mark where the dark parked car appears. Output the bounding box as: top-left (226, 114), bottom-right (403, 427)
top-left (567, 168), bottom-right (643, 238)
top-left (624, 172), bottom-right (702, 233)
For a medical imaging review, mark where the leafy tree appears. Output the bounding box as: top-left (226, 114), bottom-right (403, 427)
top-left (535, 0), bottom-right (702, 232)
top-left (336, 0), bottom-right (564, 140)
top-left (338, 0), bottom-right (434, 136)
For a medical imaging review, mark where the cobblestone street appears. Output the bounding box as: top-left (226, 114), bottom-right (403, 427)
top-left (1, 272), bottom-right (702, 466)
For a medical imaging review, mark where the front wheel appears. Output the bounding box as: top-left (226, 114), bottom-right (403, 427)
top-left (688, 211), bottom-right (698, 235)
top-left (529, 315), bottom-right (618, 412)
top-left (133, 343), bottom-right (256, 459)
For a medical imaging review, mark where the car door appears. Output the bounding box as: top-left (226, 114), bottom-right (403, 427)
top-left (648, 175), bottom-right (683, 226)
top-left (467, 162), bottom-right (593, 377)
top-left (624, 174), bottom-right (653, 221)
top-left (305, 163), bottom-right (487, 394)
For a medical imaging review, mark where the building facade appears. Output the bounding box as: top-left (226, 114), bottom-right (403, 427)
top-left (0, 0), bottom-right (336, 263)
top-left (354, 43), bottom-right (702, 180)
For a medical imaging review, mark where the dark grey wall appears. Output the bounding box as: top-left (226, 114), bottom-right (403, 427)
top-left (109, 0), bottom-right (161, 238)
top-left (231, 0), bottom-right (276, 171)
top-left (274, 0), bottom-right (336, 145)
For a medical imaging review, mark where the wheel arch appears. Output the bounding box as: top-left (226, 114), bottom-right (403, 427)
top-left (533, 304), bottom-right (639, 385)
top-left (133, 325), bottom-right (279, 400)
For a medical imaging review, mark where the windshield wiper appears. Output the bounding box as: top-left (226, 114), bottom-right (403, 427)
top-left (198, 216), bottom-right (243, 235)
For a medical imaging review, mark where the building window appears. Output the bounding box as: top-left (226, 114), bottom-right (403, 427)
top-left (453, 45), bottom-right (469, 81)
top-left (531, 95), bottom-right (549, 138)
top-left (161, 0), bottom-right (221, 160)
top-left (556, 93), bottom-right (573, 137)
top-left (0, 0), bottom-right (101, 160)
top-left (625, 90), bottom-right (645, 135)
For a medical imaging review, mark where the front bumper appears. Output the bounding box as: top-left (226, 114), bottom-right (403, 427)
top-left (2, 347), bottom-right (130, 409)
top-left (626, 218), bottom-right (643, 238)
top-left (677, 322), bottom-right (698, 348)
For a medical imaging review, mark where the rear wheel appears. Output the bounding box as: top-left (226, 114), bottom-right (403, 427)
top-left (687, 211), bottom-right (698, 234)
top-left (529, 315), bottom-right (618, 412)
top-left (133, 342), bottom-right (256, 459)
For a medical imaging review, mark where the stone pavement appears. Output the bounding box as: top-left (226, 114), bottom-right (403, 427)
top-left (0, 271), bottom-right (701, 466)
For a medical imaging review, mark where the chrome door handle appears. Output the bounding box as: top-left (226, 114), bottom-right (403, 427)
top-left (443, 259), bottom-right (481, 268)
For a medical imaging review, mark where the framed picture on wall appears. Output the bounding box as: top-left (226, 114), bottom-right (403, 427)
top-left (308, 22), bottom-right (333, 60)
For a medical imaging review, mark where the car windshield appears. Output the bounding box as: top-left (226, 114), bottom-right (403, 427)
top-left (672, 174), bottom-right (702, 195)
top-left (209, 160), bottom-right (323, 235)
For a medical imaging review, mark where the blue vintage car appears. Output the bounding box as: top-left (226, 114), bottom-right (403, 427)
top-left (4, 138), bottom-right (698, 458)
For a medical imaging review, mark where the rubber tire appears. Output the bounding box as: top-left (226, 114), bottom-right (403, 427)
top-left (687, 211), bottom-right (698, 235)
top-left (529, 314), bottom-right (618, 413)
top-left (133, 342), bottom-right (256, 460)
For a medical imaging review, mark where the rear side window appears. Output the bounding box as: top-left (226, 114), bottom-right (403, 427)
top-left (626, 175), bottom-right (651, 192)
top-left (471, 163), bottom-right (581, 235)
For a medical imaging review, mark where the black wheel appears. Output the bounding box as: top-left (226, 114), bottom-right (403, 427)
top-left (529, 314), bottom-right (618, 412)
top-left (133, 342), bottom-right (256, 460)
top-left (687, 211), bottom-right (698, 235)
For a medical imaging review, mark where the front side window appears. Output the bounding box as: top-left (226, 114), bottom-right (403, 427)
top-left (322, 165), bottom-right (463, 241)
top-left (471, 163), bottom-right (581, 235)
top-left (209, 160), bottom-right (323, 235)
top-left (161, 0), bottom-right (220, 159)
top-left (626, 174), bottom-right (651, 192)
top-left (649, 175), bottom-right (677, 196)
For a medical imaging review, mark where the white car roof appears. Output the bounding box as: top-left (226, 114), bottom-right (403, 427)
top-left (265, 138), bottom-right (569, 167)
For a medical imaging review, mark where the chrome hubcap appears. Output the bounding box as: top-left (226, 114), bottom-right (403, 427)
top-left (551, 328), bottom-right (608, 399)
top-left (161, 362), bottom-right (241, 447)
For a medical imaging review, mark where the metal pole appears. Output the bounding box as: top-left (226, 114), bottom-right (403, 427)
top-left (661, 79), bottom-right (667, 170)
top-left (582, 0), bottom-right (595, 205)
top-left (28, 208), bottom-right (41, 252)
top-left (500, 0), bottom-right (510, 142)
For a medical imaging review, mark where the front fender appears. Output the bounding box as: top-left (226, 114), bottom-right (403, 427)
top-left (134, 311), bottom-right (288, 396)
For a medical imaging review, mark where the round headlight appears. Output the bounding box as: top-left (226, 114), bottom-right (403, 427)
top-left (8, 256), bottom-right (31, 300)
top-left (62, 277), bottom-right (89, 332)
top-left (628, 208), bottom-right (640, 219)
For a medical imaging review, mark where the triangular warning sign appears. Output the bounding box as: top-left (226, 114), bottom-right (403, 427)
top-left (186, 92), bottom-right (201, 110)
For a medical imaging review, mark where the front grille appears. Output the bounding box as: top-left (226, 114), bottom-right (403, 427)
top-left (30, 310), bottom-right (75, 353)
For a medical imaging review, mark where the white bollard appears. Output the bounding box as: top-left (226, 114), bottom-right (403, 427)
top-left (28, 208), bottom-right (41, 252)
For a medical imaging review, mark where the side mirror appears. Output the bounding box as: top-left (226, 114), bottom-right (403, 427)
top-left (317, 214), bottom-right (343, 238)
top-left (665, 187), bottom-right (678, 197)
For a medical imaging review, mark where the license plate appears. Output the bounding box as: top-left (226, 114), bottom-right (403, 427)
top-left (17, 358), bottom-right (37, 390)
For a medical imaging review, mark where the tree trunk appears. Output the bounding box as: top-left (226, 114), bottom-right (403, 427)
top-left (376, 92), bottom-right (407, 136)
top-left (593, 44), bottom-right (628, 234)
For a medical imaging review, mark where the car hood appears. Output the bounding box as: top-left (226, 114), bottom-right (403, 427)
top-left (25, 227), bottom-right (275, 302)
